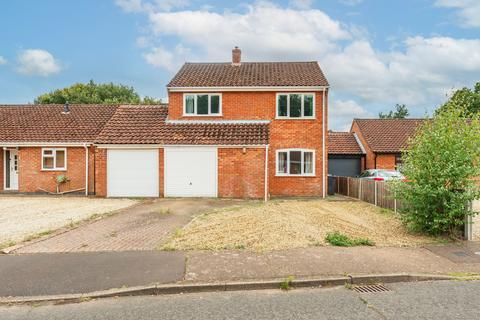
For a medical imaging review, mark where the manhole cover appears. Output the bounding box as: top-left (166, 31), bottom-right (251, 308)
top-left (352, 284), bottom-right (391, 293)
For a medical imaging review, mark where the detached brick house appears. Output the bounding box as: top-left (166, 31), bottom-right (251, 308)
top-left (1, 48), bottom-right (329, 199)
top-left (350, 118), bottom-right (424, 170)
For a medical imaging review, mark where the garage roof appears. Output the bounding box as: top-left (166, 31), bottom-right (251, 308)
top-left (95, 105), bottom-right (269, 145)
top-left (328, 132), bottom-right (364, 155)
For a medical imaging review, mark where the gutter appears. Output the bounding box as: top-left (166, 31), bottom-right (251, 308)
top-left (84, 143), bottom-right (89, 196)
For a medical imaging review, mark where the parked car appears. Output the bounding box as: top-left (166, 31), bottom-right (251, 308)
top-left (358, 169), bottom-right (404, 181)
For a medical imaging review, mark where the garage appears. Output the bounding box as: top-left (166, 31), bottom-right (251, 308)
top-left (328, 155), bottom-right (362, 177)
top-left (107, 149), bottom-right (159, 197)
top-left (164, 147), bottom-right (217, 197)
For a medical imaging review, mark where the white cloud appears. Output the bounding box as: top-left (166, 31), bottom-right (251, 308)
top-left (143, 46), bottom-right (175, 70)
top-left (435, 0), bottom-right (480, 28)
top-left (115, 0), bottom-right (189, 13)
top-left (16, 49), bottom-right (61, 76)
top-left (115, 0), bottom-right (146, 13)
top-left (0, 56), bottom-right (6, 65)
top-left (339, 0), bottom-right (363, 5)
top-left (329, 99), bottom-right (371, 130)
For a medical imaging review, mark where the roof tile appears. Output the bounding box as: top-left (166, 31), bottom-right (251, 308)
top-left (328, 132), bottom-right (364, 154)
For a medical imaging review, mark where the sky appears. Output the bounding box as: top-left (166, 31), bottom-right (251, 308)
top-left (0, 0), bottom-right (479, 130)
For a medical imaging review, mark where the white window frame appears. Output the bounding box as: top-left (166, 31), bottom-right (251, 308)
top-left (276, 93), bottom-right (316, 119)
top-left (183, 93), bottom-right (222, 116)
top-left (275, 149), bottom-right (316, 177)
top-left (41, 148), bottom-right (67, 171)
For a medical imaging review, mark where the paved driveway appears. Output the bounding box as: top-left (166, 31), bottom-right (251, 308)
top-left (15, 198), bottom-right (240, 253)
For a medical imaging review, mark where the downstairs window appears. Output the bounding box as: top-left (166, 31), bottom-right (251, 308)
top-left (42, 148), bottom-right (67, 170)
top-left (276, 149), bottom-right (315, 176)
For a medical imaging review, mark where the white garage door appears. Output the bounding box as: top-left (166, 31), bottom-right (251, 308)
top-left (107, 149), bottom-right (159, 197)
top-left (165, 147), bottom-right (217, 197)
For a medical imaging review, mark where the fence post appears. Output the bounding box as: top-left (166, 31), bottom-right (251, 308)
top-left (347, 177), bottom-right (350, 197)
top-left (374, 180), bottom-right (377, 206)
top-left (394, 189), bottom-right (397, 214)
top-left (359, 179), bottom-right (362, 200)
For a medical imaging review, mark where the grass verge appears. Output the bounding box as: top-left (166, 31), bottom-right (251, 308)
top-left (325, 231), bottom-right (374, 247)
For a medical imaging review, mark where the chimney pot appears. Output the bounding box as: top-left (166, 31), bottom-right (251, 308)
top-left (232, 46), bottom-right (241, 66)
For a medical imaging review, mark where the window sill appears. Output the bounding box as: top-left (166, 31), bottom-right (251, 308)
top-left (41, 169), bottom-right (67, 172)
top-left (275, 117), bottom-right (316, 120)
top-left (275, 174), bottom-right (316, 177)
top-left (182, 114), bottom-right (223, 117)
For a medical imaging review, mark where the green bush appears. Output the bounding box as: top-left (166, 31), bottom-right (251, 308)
top-left (395, 104), bottom-right (480, 237)
top-left (325, 232), bottom-right (374, 247)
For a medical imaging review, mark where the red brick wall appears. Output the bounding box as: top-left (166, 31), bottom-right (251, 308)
top-left (351, 121), bottom-right (376, 170)
top-left (218, 148), bottom-right (265, 198)
top-left (375, 154), bottom-right (396, 170)
top-left (18, 147), bottom-right (89, 193)
top-left (169, 90), bottom-right (328, 197)
top-left (95, 148), bottom-right (107, 197)
top-left (0, 151), bottom-right (3, 191)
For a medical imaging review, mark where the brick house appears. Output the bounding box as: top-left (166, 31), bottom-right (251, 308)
top-left (1, 48), bottom-right (329, 199)
top-left (350, 119), bottom-right (424, 170)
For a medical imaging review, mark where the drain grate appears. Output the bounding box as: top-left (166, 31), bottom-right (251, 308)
top-left (352, 284), bottom-right (391, 293)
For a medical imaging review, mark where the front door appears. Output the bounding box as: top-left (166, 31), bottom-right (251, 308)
top-left (6, 149), bottom-right (19, 190)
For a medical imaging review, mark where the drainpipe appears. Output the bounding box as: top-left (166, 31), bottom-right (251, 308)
top-left (84, 143), bottom-right (89, 196)
top-left (264, 145), bottom-right (269, 202)
top-left (322, 89), bottom-right (326, 198)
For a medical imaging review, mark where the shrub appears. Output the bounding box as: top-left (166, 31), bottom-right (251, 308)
top-left (396, 104), bottom-right (480, 237)
top-left (325, 232), bottom-right (374, 247)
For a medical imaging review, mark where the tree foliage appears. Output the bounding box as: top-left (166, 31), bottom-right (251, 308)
top-left (436, 82), bottom-right (480, 116)
top-left (34, 80), bottom-right (162, 105)
top-left (395, 102), bottom-right (480, 237)
top-left (379, 104), bottom-right (409, 119)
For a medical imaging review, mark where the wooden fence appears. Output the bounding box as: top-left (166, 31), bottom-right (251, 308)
top-left (332, 176), bottom-right (402, 212)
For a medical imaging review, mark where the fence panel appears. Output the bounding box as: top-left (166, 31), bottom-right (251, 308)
top-left (332, 176), bottom-right (400, 212)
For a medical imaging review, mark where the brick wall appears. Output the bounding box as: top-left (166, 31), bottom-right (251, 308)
top-left (218, 148), bottom-right (265, 198)
top-left (375, 154), bottom-right (396, 170)
top-left (18, 147), bottom-right (89, 193)
top-left (169, 90), bottom-right (328, 197)
top-left (95, 148), bottom-right (107, 197)
top-left (351, 121), bottom-right (376, 169)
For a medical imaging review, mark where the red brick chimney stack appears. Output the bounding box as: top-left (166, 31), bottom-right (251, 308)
top-left (232, 46), bottom-right (241, 66)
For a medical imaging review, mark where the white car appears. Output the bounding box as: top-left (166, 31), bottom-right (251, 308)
top-left (358, 169), bottom-right (405, 181)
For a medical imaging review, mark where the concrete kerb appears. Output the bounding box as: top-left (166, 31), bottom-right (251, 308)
top-left (0, 273), bottom-right (456, 306)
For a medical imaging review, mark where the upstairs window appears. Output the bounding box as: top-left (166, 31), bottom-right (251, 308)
top-left (184, 93), bottom-right (221, 116)
top-left (42, 148), bottom-right (67, 170)
top-left (276, 149), bottom-right (315, 176)
top-left (277, 93), bottom-right (315, 118)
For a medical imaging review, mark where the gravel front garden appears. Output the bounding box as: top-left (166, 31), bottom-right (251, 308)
top-left (0, 196), bottom-right (137, 247)
top-left (162, 198), bottom-right (436, 252)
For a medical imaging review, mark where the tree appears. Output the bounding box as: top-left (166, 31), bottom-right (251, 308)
top-left (395, 101), bottom-right (480, 237)
top-left (378, 104), bottom-right (409, 119)
top-left (34, 80), bottom-right (162, 105)
top-left (436, 82), bottom-right (480, 116)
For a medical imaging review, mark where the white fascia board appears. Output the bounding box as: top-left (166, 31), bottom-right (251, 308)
top-left (166, 119), bottom-right (270, 125)
top-left (0, 142), bottom-right (92, 147)
top-left (96, 144), bottom-right (268, 149)
top-left (352, 133), bottom-right (367, 154)
top-left (168, 86), bottom-right (329, 92)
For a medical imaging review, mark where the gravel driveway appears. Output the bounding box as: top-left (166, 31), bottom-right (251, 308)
top-left (0, 196), bottom-right (137, 246)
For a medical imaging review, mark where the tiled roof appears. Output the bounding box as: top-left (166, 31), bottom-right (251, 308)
top-left (0, 104), bottom-right (118, 143)
top-left (328, 132), bottom-right (364, 155)
top-left (95, 105), bottom-right (269, 145)
top-left (167, 62), bottom-right (329, 87)
top-left (352, 119), bottom-right (425, 153)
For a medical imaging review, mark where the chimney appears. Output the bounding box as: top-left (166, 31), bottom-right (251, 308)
top-left (62, 102), bottom-right (70, 114)
top-left (232, 46), bottom-right (241, 66)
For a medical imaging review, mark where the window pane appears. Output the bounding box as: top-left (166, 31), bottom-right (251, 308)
top-left (304, 94), bottom-right (313, 117)
top-left (278, 152), bottom-right (288, 174)
top-left (304, 152), bottom-right (313, 174)
top-left (210, 95), bottom-right (220, 114)
top-left (43, 150), bottom-right (53, 155)
top-left (289, 151), bottom-right (302, 174)
top-left (289, 94), bottom-right (301, 117)
top-left (56, 150), bottom-right (65, 168)
top-left (185, 95), bottom-right (195, 114)
top-left (197, 95), bottom-right (208, 114)
top-left (278, 95), bottom-right (288, 116)
top-left (43, 157), bottom-right (54, 169)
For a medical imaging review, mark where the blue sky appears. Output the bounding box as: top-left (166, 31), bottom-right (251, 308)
top-left (0, 0), bottom-right (479, 129)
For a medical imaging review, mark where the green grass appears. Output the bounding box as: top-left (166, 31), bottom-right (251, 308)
top-left (0, 240), bottom-right (16, 250)
top-left (280, 276), bottom-right (295, 291)
top-left (325, 232), bottom-right (374, 247)
top-left (22, 229), bottom-right (54, 242)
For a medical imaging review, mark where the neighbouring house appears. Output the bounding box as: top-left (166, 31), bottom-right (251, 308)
top-left (0, 47), bottom-right (330, 199)
top-left (350, 118), bottom-right (424, 170)
top-left (327, 131), bottom-right (365, 177)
